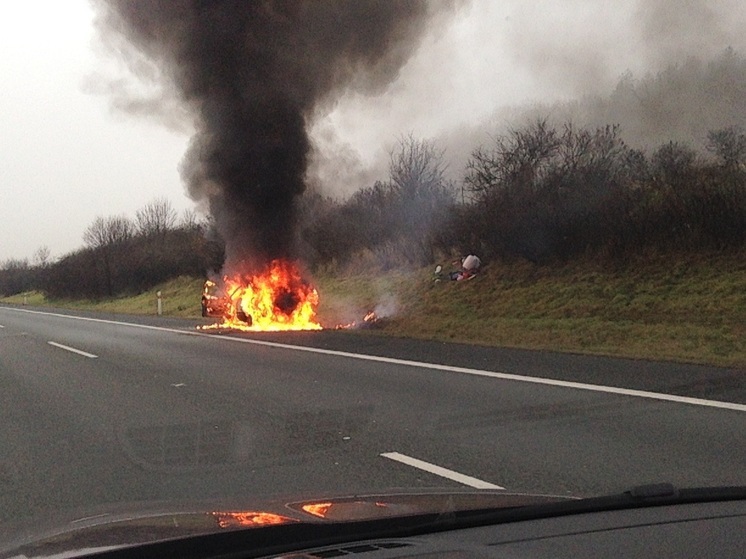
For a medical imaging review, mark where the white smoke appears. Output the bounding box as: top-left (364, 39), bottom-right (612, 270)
top-left (309, 0), bottom-right (746, 196)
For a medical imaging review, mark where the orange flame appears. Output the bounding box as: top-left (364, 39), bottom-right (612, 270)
top-left (334, 311), bottom-right (378, 330)
top-left (200, 260), bottom-right (322, 332)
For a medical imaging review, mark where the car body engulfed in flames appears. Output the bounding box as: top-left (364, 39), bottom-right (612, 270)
top-left (199, 260), bottom-right (322, 332)
top-left (201, 280), bottom-right (231, 319)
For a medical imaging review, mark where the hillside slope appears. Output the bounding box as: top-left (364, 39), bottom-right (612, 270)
top-left (3, 252), bottom-right (744, 367)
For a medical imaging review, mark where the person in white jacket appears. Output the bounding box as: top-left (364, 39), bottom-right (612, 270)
top-left (449, 254), bottom-right (481, 281)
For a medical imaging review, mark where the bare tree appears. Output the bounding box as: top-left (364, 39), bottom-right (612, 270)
top-left (179, 208), bottom-right (201, 232)
top-left (32, 245), bottom-right (51, 268)
top-left (83, 215), bottom-right (134, 249)
top-left (706, 126), bottom-right (746, 171)
top-left (135, 197), bottom-right (178, 237)
top-left (386, 134), bottom-right (454, 263)
top-left (465, 118), bottom-right (560, 198)
top-left (0, 258), bottom-right (31, 296)
top-left (650, 141), bottom-right (697, 188)
top-left (388, 133), bottom-right (450, 199)
top-left (82, 215), bottom-right (134, 296)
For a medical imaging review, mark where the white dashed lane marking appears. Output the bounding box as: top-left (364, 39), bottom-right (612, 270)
top-left (47, 341), bottom-right (98, 359)
top-left (381, 452), bottom-right (504, 489)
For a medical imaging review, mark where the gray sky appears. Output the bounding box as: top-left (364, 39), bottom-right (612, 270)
top-left (1, 0), bottom-right (190, 262)
top-left (2, 0), bottom-right (744, 262)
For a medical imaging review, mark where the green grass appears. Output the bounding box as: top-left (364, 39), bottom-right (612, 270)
top-left (1, 291), bottom-right (48, 306)
top-left (1, 276), bottom-right (205, 318)
top-left (2, 252), bottom-right (744, 367)
top-left (317, 251), bottom-right (746, 368)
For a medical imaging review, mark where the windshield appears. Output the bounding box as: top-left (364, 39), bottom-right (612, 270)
top-left (0, 0), bottom-right (744, 553)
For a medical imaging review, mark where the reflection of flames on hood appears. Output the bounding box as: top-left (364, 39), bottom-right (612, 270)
top-left (212, 511), bottom-right (294, 528)
top-left (300, 502), bottom-right (333, 518)
top-left (200, 260), bottom-right (322, 332)
top-left (300, 500), bottom-right (389, 520)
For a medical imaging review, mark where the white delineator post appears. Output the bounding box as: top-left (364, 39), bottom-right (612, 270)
top-left (156, 291), bottom-right (163, 316)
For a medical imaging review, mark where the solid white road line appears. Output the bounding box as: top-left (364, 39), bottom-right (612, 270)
top-left (47, 341), bottom-right (98, 359)
top-left (382, 452), bottom-right (504, 489)
top-left (0, 324), bottom-right (5, 328)
top-left (70, 513), bottom-right (111, 524)
top-left (3, 307), bottom-right (745, 412)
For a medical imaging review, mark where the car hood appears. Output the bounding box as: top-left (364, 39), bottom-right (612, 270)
top-left (0, 489), bottom-right (568, 558)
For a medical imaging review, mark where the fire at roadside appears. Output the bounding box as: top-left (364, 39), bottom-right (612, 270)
top-left (198, 259), bottom-right (381, 332)
top-left (199, 260), bottom-right (322, 332)
top-left (333, 311), bottom-right (382, 330)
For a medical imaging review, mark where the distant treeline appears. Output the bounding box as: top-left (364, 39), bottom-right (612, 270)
top-left (301, 122), bottom-right (746, 268)
top-left (0, 199), bottom-right (223, 299)
top-left (2, 121), bottom-right (745, 299)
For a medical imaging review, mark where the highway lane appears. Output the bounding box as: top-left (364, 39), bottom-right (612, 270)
top-left (0, 305), bottom-right (744, 530)
top-left (3, 304), bottom-right (743, 403)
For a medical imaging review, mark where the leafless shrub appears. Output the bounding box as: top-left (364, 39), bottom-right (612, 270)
top-left (179, 208), bottom-right (202, 232)
top-left (83, 215), bottom-right (135, 249)
top-left (0, 258), bottom-right (31, 296)
top-left (465, 119), bottom-right (560, 199)
top-left (135, 197), bottom-right (178, 237)
top-left (32, 246), bottom-right (51, 268)
top-left (304, 134), bottom-right (454, 269)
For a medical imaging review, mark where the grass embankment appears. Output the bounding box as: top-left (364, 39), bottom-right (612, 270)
top-left (1, 276), bottom-right (205, 318)
top-left (315, 252), bottom-right (746, 368)
top-left (3, 252), bottom-right (744, 367)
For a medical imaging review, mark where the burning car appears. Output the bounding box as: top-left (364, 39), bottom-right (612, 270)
top-left (199, 260), bottom-right (322, 331)
top-left (201, 279), bottom-right (253, 325)
top-left (201, 280), bottom-right (229, 318)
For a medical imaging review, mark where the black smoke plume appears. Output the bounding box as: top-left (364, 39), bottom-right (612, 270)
top-left (95, 0), bottom-right (452, 271)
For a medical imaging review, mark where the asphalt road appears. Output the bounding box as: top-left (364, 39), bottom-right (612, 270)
top-left (0, 304), bottom-right (744, 530)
